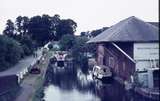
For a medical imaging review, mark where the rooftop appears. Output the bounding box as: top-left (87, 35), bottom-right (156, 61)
top-left (87, 16), bottom-right (159, 43)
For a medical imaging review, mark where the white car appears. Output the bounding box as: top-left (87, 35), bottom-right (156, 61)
top-left (92, 65), bottom-right (112, 80)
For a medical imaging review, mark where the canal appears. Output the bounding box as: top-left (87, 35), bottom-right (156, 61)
top-left (42, 63), bottom-right (156, 101)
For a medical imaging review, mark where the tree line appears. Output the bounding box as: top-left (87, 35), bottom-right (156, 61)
top-left (0, 14), bottom-right (77, 71)
top-left (80, 27), bottom-right (108, 38)
top-left (58, 34), bottom-right (96, 74)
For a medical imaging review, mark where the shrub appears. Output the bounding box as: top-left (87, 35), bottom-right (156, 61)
top-left (0, 35), bottom-right (23, 71)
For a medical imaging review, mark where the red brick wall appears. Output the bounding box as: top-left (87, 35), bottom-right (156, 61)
top-left (96, 42), bottom-right (135, 81)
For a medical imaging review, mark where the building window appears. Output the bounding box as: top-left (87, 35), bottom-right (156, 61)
top-left (109, 57), bottom-right (114, 68)
top-left (150, 59), bottom-right (159, 68)
top-left (156, 61), bottom-right (159, 68)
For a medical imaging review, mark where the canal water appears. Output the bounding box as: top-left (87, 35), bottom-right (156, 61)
top-left (42, 64), bottom-right (156, 101)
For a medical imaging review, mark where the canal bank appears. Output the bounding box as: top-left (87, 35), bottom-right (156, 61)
top-left (14, 50), bottom-right (54, 101)
top-left (114, 76), bottom-right (159, 101)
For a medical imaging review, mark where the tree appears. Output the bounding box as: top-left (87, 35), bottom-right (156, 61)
top-left (50, 14), bottom-right (61, 40)
top-left (20, 35), bottom-right (36, 56)
top-left (3, 19), bottom-right (16, 38)
top-left (3, 14), bottom-right (77, 47)
top-left (71, 36), bottom-right (89, 74)
top-left (15, 16), bottom-right (29, 40)
top-left (28, 15), bottom-right (53, 46)
top-left (59, 34), bottom-right (75, 51)
top-left (0, 35), bottom-right (23, 71)
top-left (56, 19), bottom-right (77, 40)
top-left (73, 36), bottom-right (88, 53)
top-left (80, 27), bottom-right (109, 38)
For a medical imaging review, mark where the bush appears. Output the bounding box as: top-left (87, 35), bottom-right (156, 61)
top-left (20, 35), bottom-right (36, 56)
top-left (71, 36), bottom-right (89, 74)
top-left (22, 44), bottom-right (32, 56)
top-left (0, 35), bottom-right (23, 71)
top-left (59, 34), bottom-right (75, 51)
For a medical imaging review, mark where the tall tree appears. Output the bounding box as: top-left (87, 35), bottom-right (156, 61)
top-left (28, 15), bottom-right (52, 46)
top-left (15, 16), bottom-right (29, 38)
top-left (3, 19), bottom-right (16, 38)
top-left (50, 14), bottom-right (61, 40)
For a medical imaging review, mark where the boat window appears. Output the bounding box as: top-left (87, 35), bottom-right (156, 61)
top-left (57, 61), bottom-right (64, 67)
top-left (103, 68), bottom-right (106, 72)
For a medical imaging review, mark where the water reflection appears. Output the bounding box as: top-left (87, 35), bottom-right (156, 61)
top-left (43, 64), bottom-right (156, 101)
top-left (44, 85), bottom-right (100, 101)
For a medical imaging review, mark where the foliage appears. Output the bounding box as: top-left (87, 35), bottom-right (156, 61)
top-left (28, 15), bottom-right (53, 46)
top-left (0, 35), bottom-right (23, 71)
top-left (3, 16), bottom-right (35, 57)
top-left (3, 19), bottom-right (16, 38)
top-left (72, 36), bottom-right (88, 57)
top-left (59, 35), bottom-right (90, 73)
top-left (20, 35), bottom-right (36, 56)
top-left (71, 36), bottom-right (89, 73)
top-left (55, 19), bottom-right (77, 40)
top-left (59, 34), bottom-right (75, 51)
top-left (1, 14), bottom-right (77, 71)
top-left (15, 16), bottom-right (29, 37)
top-left (3, 14), bottom-right (77, 47)
top-left (85, 43), bottom-right (97, 57)
top-left (80, 27), bottom-right (108, 37)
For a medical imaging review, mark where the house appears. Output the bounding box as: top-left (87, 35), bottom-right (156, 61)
top-left (87, 16), bottom-right (159, 89)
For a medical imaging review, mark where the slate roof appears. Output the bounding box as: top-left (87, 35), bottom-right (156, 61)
top-left (148, 22), bottom-right (159, 27)
top-left (87, 16), bottom-right (159, 43)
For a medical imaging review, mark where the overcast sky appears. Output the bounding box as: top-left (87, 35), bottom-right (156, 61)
top-left (0, 0), bottom-right (159, 35)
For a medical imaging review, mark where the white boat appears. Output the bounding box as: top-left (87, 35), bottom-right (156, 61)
top-left (54, 51), bottom-right (67, 68)
top-left (92, 65), bottom-right (112, 80)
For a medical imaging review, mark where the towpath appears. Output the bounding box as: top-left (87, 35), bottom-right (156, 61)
top-left (14, 51), bottom-right (53, 101)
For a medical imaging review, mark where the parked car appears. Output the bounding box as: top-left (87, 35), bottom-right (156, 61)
top-left (92, 65), bottom-right (112, 80)
top-left (29, 67), bottom-right (41, 74)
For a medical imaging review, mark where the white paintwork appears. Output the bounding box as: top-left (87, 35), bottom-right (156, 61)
top-left (135, 60), bottom-right (151, 71)
top-left (54, 51), bottom-right (68, 61)
top-left (137, 72), bottom-right (148, 87)
top-left (44, 42), bottom-right (51, 50)
top-left (134, 43), bottom-right (159, 60)
top-left (148, 70), bottom-right (154, 88)
top-left (92, 65), bottom-right (112, 79)
top-left (134, 43), bottom-right (159, 88)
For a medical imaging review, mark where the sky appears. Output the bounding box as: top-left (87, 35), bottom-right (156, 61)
top-left (0, 0), bottom-right (159, 35)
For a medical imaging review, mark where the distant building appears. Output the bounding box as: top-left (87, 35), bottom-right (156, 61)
top-left (87, 16), bottom-right (159, 89)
